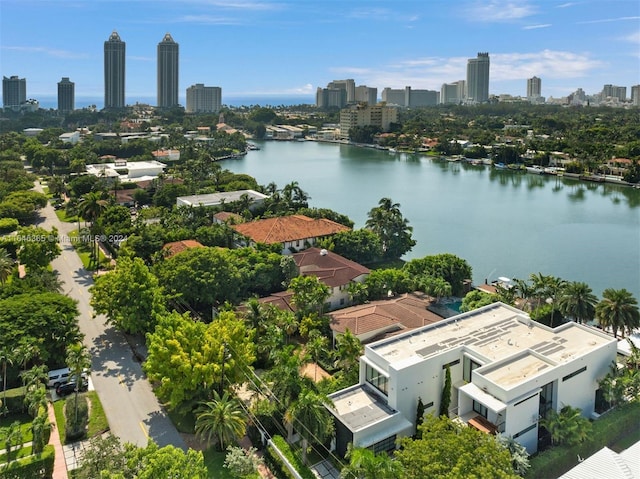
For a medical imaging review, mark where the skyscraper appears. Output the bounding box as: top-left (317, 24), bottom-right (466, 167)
top-left (157, 33), bottom-right (179, 108)
top-left (466, 52), bottom-right (490, 103)
top-left (104, 31), bottom-right (125, 109)
top-left (2, 75), bottom-right (26, 108)
top-left (527, 76), bottom-right (541, 98)
top-left (186, 84), bottom-right (221, 113)
top-left (57, 77), bottom-right (75, 113)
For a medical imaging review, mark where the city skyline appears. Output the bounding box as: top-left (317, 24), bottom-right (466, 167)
top-left (1, 0), bottom-right (638, 107)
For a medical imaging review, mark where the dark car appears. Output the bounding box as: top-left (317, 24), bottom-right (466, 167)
top-left (55, 380), bottom-right (87, 397)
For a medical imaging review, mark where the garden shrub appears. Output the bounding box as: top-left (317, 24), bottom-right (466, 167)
top-left (0, 444), bottom-right (54, 479)
top-left (64, 395), bottom-right (88, 442)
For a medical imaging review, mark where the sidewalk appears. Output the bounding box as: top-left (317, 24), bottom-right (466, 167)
top-left (47, 402), bottom-right (68, 479)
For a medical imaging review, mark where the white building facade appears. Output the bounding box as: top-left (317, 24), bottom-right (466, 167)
top-left (327, 302), bottom-right (617, 457)
top-left (186, 84), bottom-right (222, 113)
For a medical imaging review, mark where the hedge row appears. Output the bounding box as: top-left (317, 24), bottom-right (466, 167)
top-left (266, 435), bottom-right (316, 479)
top-left (526, 401), bottom-right (640, 478)
top-left (0, 444), bottom-right (54, 479)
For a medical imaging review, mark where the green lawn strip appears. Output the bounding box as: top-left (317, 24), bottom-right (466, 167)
top-left (55, 209), bottom-right (79, 223)
top-left (67, 230), bottom-right (105, 271)
top-left (53, 400), bottom-right (67, 444)
top-left (0, 444), bottom-right (33, 463)
top-left (0, 412), bottom-right (34, 444)
top-left (203, 447), bottom-right (235, 479)
top-left (86, 391), bottom-right (109, 437)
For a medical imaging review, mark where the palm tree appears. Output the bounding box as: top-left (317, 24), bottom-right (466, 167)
top-left (30, 410), bottom-right (52, 454)
top-left (540, 405), bottom-right (592, 446)
top-left (365, 197), bottom-right (415, 259)
top-left (529, 273), bottom-right (566, 327)
top-left (195, 391), bottom-right (247, 451)
top-left (48, 175), bottom-right (66, 198)
top-left (596, 288), bottom-right (640, 338)
top-left (78, 191), bottom-right (107, 266)
top-left (283, 387), bottom-right (334, 465)
top-left (340, 444), bottom-right (404, 479)
top-left (66, 343), bottom-right (91, 426)
top-left (558, 281), bottom-right (597, 324)
top-left (306, 331), bottom-right (328, 382)
top-left (334, 329), bottom-right (363, 371)
top-left (0, 247), bottom-right (14, 286)
top-left (0, 347), bottom-right (14, 416)
top-left (15, 343), bottom-right (39, 380)
top-left (20, 364), bottom-right (48, 392)
top-left (265, 345), bottom-right (310, 409)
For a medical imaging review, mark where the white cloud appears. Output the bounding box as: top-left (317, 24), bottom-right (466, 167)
top-left (468, 1), bottom-right (536, 22)
top-left (178, 0), bottom-right (280, 10)
top-left (577, 16), bottom-right (640, 25)
top-left (621, 31), bottom-right (640, 44)
top-left (556, 2), bottom-right (577, 7)
top-left (523, 24), bottom-right (552, 30)
top-left (328, 50), bottom-right (604, 91)
top-left (1, 45), bottom-right (87, 59)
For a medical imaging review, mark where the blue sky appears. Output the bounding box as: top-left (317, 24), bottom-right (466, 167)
top-left (1, 0), bottom-right (639, 107)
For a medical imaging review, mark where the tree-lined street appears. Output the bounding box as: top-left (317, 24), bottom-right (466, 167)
top-left (34, 180), bottom-right (185, 450)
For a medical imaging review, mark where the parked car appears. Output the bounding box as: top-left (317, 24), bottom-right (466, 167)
top-left (55, 379), bottom-right (87, 397)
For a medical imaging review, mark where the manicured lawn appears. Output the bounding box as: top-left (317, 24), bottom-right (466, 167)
top-left (0, 412), bottom-right (33, 444)
top-left (55, 209), bottom-right (79, 223)
top-left (0, 444), bottom-right (33, 463)
top-left (54, 391), bottom-right (108, 444)
top-left (203, 447), bottom-right (235, 479)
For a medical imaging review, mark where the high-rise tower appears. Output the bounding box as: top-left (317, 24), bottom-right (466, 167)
top-left (57, 77), bottom-right (75, 113)
top-left (527, 76), bottom-right (541, 98)
top-left (157, 33), bottom-right (179, 108)
top-left (2, 75), bottom-right (26, 108)
top-left (104, 31), bottom-right (125, 109)
top-left (466, 53), bottom-right (490, 103)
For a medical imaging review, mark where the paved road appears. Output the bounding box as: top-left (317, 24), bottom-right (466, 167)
top-left (34, 181), bottom-right (186, 450)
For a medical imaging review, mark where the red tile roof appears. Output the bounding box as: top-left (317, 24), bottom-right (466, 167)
top-left (162, 240), bottom-right (205, 258)
top-left (293, 247), bottom-right (370, 288)
top-left (231, 215), bottom-right (350, 245)
top-left (330, 292), bottom-right (443, 337)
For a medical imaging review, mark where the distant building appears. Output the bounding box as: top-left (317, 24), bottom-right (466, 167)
top-left (328, 79), bottom-right (356, 103)
top-left (2, 75), bottom-right (26, 108)
top-left (632, 85), bottom-right (640, 107)
top-left (176, 190), bottom-right (268, 209)
top-left (57, 77), bottom-right (75, 113)
top-left (316, 87), bottom-right (348, 109)
top-left (466, 52), bottom-right (490, 103)
top-left (327, 302), bottom-right (616, 457)
top-left (340, 102), bottom-right (398, 139)
top-left (440, 81), bottom-right (465, 105)
top-left (381, 87), bottom-right (438, 107)
top-left (602, 84), bottom-right (626, 102)
top-left (527, 76), bottom-right (541, 98)
top-left (354, 85), bottom-right (377, 105)
top-left (157, 33), bottom-right (179, 108)
top-left (104, 31), bottom-right (126, 109)
top-left (186, 84), bottom-right (221, 113)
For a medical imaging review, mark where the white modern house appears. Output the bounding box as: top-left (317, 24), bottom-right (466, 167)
top-left (85, 159), bottom-right (166, 182)
top-left (176, 190), bottom-right (269, 209)
top-left (327, 302), bottom-right (617, 457)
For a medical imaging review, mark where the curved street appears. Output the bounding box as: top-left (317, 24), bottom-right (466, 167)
top-left (34, 180), bottom-right (186, 450)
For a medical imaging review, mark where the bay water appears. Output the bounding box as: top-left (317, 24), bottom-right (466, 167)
top-left (221, 141), bottom-right (640, 300)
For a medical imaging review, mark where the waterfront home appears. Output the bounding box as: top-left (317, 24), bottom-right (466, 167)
top-left (230, 214), bottom-right (350, 255)
top-left (256, 248), bottom-right (369, 313)
top-left (176, 189), bottom-right (268, 210)
top-left (327, 302), bottom-right (616, 457)
top-left (329, 292), bottom-right (443, 345)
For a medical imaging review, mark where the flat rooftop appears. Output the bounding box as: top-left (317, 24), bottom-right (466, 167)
top-left (328, 385), bottom-right (397, 432)
top-left (369, 302), bottom-right (614, 372)
top-left (176, 190), bottom-right (268, 207)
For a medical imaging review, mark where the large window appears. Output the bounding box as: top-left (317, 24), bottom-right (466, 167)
top-left (539, 381), bottom-right (554, 419)
top-left (365, 363), bottom-right (388, 396)
top-left (463, 357), bottom-right (481, 382)
top-left (473, 400), bottom-right (488, 418)
top-left (369, 434), bottom-right (397, 454)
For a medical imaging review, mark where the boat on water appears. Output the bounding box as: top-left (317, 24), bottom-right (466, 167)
top-left (543, 167), bottom-right (565, 176)
top-left (446, 155), bottom-right (463, 162)
top-left (482, 158), bottom-right (493, 165)
top-left (493, 162), bottom-right (507, 169)
top-left (526, 165), bottom-right (544, 175)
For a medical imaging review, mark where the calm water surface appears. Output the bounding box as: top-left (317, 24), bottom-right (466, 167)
top-left (221, 141), bottom-right (640, 299)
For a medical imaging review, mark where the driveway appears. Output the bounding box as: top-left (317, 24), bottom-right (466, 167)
top-left (34, 180), bottom-right (186, 450)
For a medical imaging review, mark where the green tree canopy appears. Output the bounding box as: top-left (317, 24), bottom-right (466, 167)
top-left (16, 225), bottom-right (61, 272)
top-left (144, 310), bottom-right (255, 412)
top-left (395, 415), bottom-right (518, 479)
top-left (365, 197), bottom-right (416, 259)
top-left (90, 257), bottom-right (166, 334)
top-left (404, 253), bottom-right (472, 297)
top-left (326, 229), bottom-right (383, 264)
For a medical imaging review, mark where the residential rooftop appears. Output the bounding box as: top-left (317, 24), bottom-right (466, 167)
top-left (368, 302), bottom-right (614, 387)
top-left (329, 384), bottom-right (400, 432)
top-left (176, 189), bottom-right (268, 208)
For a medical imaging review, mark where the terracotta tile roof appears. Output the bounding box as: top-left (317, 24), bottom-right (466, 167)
top-left (258, 291), bottom-right (296, 312)
top-left (330, 292), bottom-right (444, 338)
top-left (231, 215), bottom-right (350, 245)
top-left (293, 247), bottom-right (370, 288)
top-left (162, 239), bottom-right (205, 258)
top-left (214, 211), bottom-right (243, 224)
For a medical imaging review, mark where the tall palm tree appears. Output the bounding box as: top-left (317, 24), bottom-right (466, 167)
top-left (306, 331), bottom-right (328, 382)
top-left (596, 288), bottom-right (640, 338)
top-left (66, 343), bottom-right (91, 425)
top-left (78, 191), bottom-right (107, 267)
top-left (265, 345), bottom-right (310, 409)
top-left (540, 405), bottom-right (592, 446)
top-left (335, 329), bottom-right (363, 371)
top-left (0, 248), bottom-right (14, 286)
top-left (283, 387), bottom-right (334, 465)
top-left (0, 348), bottom-right (14, 416)
top-left (195, 391), bottom-right (247, 451)
top-left (558, 281), bottom-right (597, 324)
